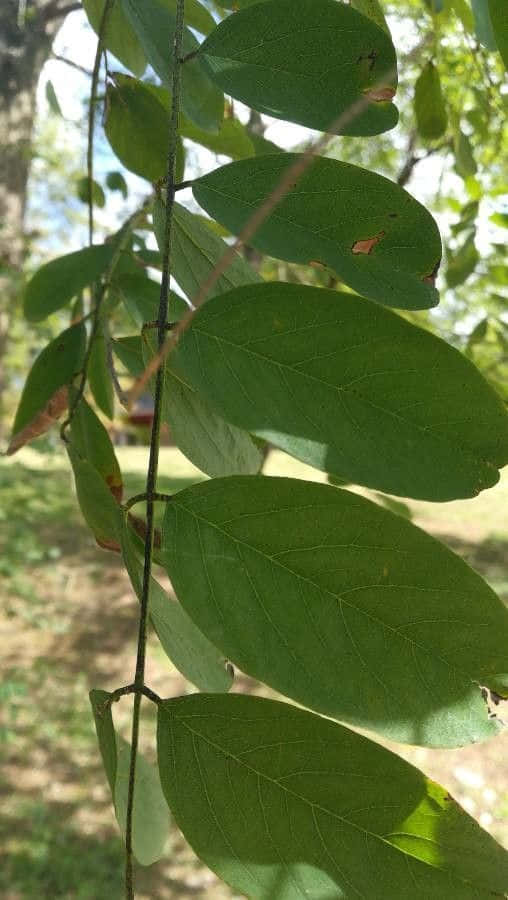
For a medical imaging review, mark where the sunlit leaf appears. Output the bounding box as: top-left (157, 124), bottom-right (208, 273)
top-left (192, 154), bottom-right (442, 310)
top-left (157, 694), bottom-right (508, 896)
top-left (199, 0), bottom-right (398, 136)
top-left (414, 61), bottom-right (448, 141)
top-left (162, 477), bottom-right (508, 746)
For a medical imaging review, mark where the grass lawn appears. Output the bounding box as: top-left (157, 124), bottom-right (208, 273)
top-left (1, 446), bottom-right (507, 898)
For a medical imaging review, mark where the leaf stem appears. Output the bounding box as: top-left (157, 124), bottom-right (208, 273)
top-left (60, 200), bottom-right (151, 440)
top-left (124, 2), bottom-right (186, 896)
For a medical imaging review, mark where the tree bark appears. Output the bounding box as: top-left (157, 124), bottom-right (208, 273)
top-left (0, 0), bottom-right (75, 433)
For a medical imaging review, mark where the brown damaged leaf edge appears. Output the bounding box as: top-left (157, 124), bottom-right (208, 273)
top-left (7, 385), bottom-right (68, 455)
top-left (95, 515), bottom-right (161, 555)
top-left (352, 230), bottom-right (386, 255)
top-left (423, 258), bottom-right (441, 285)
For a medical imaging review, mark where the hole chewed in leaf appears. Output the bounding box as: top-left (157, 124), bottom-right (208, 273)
top-left (352, 230), bottom-right (385, 255)
top-left (7, 386), bottom-right (68, 455)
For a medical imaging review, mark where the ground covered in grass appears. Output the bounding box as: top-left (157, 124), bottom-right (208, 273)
top-left (1, 446), bottom-right (507, 898)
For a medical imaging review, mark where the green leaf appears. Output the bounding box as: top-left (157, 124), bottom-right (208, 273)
top-left (414, 61), bottom-right (448, 141)
top-left (106, 171), bottom-right (128, 198)
top-left (471, 0), bottom-right (497, 49)
top-left (82, 0), bottom-right (146, 76)
top-left (69, 397), bottom-right (122, 500)
top-left (113, 272), bottom-right (188, 328)
top-left (454, 129), bottom-right (477, 179)
top-left (161, 477), bottom-right (508, 747)
top-left (446, 234), bottom-right (479, 288)
top-left (157, 694), bottom-right (508, 896)
top-left (105, 75), bottom-right (181, 183)
top-left (119, 518), bottom-right (233, 692)
top-left (88, 331), bottom-right (114, 420)
top-left (490, 212), bottom-right (508, 228)
top-left (350, 0), bottom-right (390, 34)
top-left (466, 317), bottom-right (488, 355)
top-left (10, 323), bottom-right (86, 449)
top-left (45, 79), bottom-right (62, 116)
top-left (180, 114), bottom-right (254, 159)
top-left (24, 244), bottom-right (115, 322)
top-left (158, 0), bottom-right (216, 34)
top-left (68, 446), bottom-right (121, 548)
top-left (114, 736), bottom-right (170, 867)
top-left (89, 690), bottom-right (117, 793)
top-left (374, 493), bottom-right (412, 520)
top-left (143, 329), bottom-right (263, 477)
top-left (112, 335), bottom-right (145, 377)
top-left (153, 199), bottom-right (261, 303)
top-left (169, 282), bottom-right (508, 500)
top-left (120, 0), bottom-right (224, 133)
top-left (76, 176), bottom-right (105, 208)
top-left (114, 736), bottom-right (170, 866)
top-left (199, 0), bottom-right (398, 136)
top-left (489, 0), bottom-right (508, 68)
top-left (193, 154), bottom-right (441, 310)
top-left (424, 0), bottom-right (445, 10)
top-left (89, 690), bottom-right (170, 867)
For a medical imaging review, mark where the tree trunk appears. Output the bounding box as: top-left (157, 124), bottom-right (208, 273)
top-left (0, 0), bottom-right (78, 434)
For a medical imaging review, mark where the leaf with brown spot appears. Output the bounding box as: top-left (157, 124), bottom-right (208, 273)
top-left (7, 386), bottom-right (68, 455)
top-left (194, 154), bottom-right (442, 309)
top-left (199, 0), bottom-right (398, 136)
top-left (69, 397), bottom-right (123, 502)
top-left (352, 230), bottom-right (385, 255)
top-left (9, 323), bottom-right (86, 454)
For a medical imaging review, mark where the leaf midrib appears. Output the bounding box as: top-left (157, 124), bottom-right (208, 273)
top-left (167, 711), bottom-right (485, 896)
top-left (170, 499), bottom-right (487, 688)
top-left (190, 325), bottom-right (492, 474)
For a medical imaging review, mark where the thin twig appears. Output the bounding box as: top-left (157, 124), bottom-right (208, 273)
top-left (61, 200), bottom-right (151, 439)
top-left (124, 2), bottom-right (186, 897)
top-left (51, 52), bottom-right (93, 77)
top-left (124, 492), bottom-right (173, 512)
